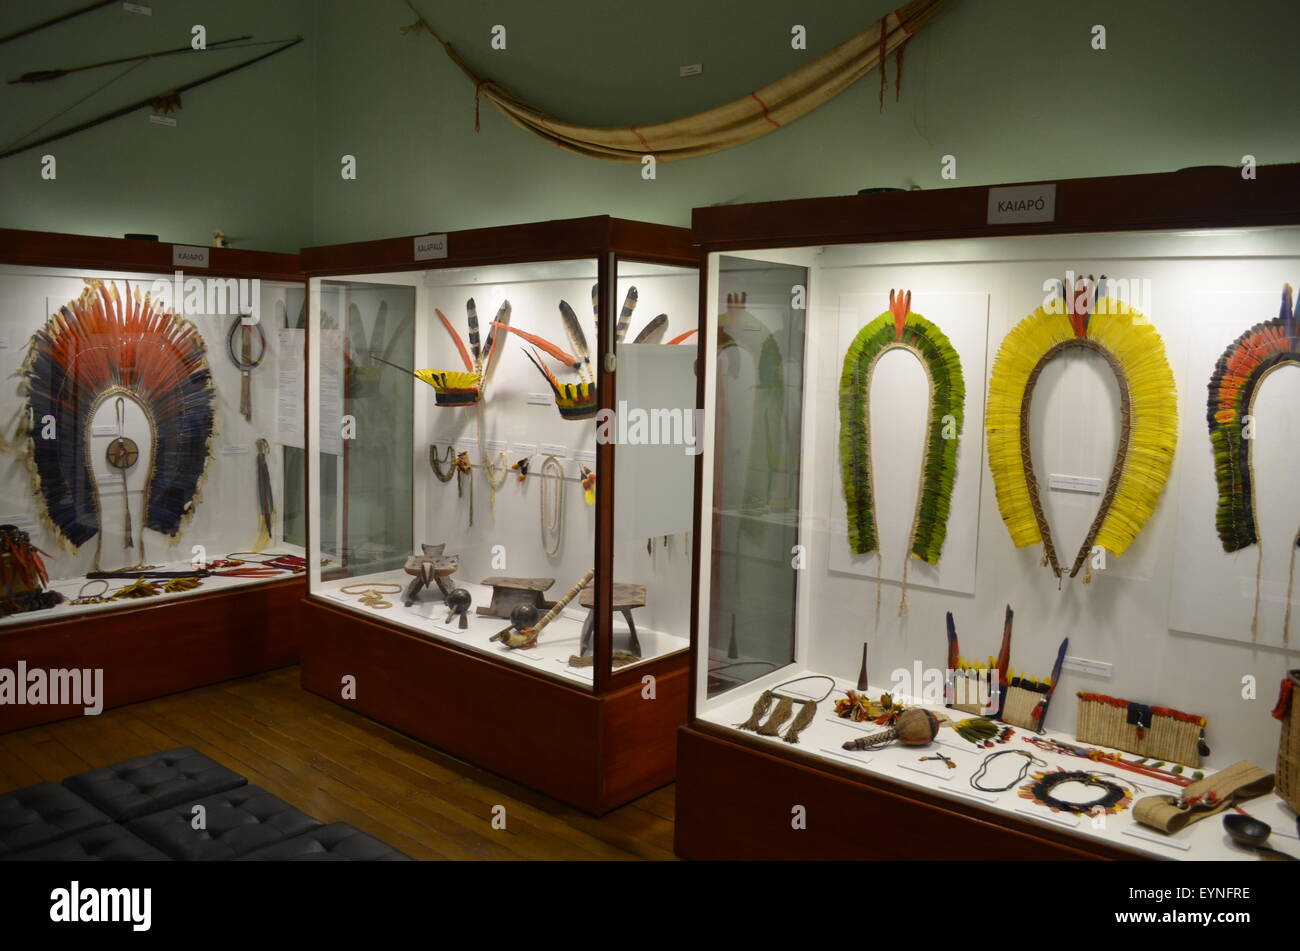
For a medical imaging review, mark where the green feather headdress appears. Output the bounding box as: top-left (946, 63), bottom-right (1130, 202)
top-left (839, 290), bottom-right (965, 570)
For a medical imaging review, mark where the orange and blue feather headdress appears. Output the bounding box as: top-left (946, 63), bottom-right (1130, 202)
top-left (20, 280), bottom-right (215, 563)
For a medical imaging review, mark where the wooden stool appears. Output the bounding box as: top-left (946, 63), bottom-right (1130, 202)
top-left (477, 577), bottom-right (556, 618)
top-left (402, 544), bottom-right (459, 607)
top-left (578, 582), bottom-right (646, 658)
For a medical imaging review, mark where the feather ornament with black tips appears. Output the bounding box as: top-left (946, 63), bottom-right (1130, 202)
top-left (615, 286), bottom-right (638, 345)
top-left (558, 299), bottom-right (593, 382)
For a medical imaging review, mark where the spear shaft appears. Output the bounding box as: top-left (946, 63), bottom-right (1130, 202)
top-left (0, 36), bottom-right (303, 161)
top-left (9, 35), bottom-right (253, 84)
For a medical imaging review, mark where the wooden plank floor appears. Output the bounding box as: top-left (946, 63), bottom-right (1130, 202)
top-left (0, 667), bottom-right (677, 861)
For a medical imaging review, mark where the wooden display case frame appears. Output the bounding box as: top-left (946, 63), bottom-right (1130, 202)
top-left (0, 229), bottom-right (306, 733)
top-left (679, 164), bottom-right (1300, 860)
top-left (298, 217), bottom-right (696, 815)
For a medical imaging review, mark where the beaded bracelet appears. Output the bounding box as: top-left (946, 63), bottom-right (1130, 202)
top-left (71, 579), bottom-right (111, 605)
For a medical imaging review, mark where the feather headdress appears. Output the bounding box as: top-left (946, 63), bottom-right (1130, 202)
top-left (19, 280), bottom-right (215, 565)
top-left (495, 284), bottom-right (692, 421)
top-left (1207, 283), bottom-right (1300, 642)
top-left (986, 274), bottom-right (1177, 580)
top-left (839, 290), bottom-right (965, 568)
top-left (373, 298), bottom-right (512, 406)
top-left (945, 605), bottom-right (1068, 733)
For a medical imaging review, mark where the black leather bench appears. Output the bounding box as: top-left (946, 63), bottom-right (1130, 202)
top-left (0, 747), bottom-right (410, 861)
top-left (239, 823), bottom-right (412, 861)
top-left (63, 747), bottom-right (247, 822)
top-left (128, 785), bottom-right (322, 861)
top-left (3, 823), bottom-right (168, 861)
top-left (0, 782), bottom-right (109, 856)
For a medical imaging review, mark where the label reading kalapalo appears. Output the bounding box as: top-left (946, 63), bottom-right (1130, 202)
top-left (414, 234), bottom-right (448, 261)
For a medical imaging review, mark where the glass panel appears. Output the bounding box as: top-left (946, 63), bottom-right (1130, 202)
top-left (608, 259), bottom-right (700, 676)
top-left (705, 256), bottom-right (808, 697)
top-left (0, 264), bottom-right (305, 627)
top-left (309, 260), bottom-right (603, 690)
top-left (695, 227), bottom-right (1300, 859)
top-left (280, 285), bottom-right (308, 548)
top-left (314, 278), bottom-right (415, 576)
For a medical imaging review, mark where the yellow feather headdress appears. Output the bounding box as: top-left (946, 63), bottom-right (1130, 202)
top-left (986, 275), bottom-right (1177, 580)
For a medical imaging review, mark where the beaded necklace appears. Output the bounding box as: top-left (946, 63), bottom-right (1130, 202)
top-left (970, 749), bottom-right (1047, 793)
top-left (454, 451), bottom-right (474, 526)
top-left (482, 450), bottom-right (509, 517)
top-left (429, 444), bottom-right (456, 483)
top-left (539, 455), bottom-right (565, 557)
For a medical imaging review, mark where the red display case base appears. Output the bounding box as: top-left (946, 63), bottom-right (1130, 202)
top-left (0, 578), bottom-right (302, 733)
top-left (299, 597), bottom-right (689, 815)
top-left (674, 725), bottom-right (1146, 861)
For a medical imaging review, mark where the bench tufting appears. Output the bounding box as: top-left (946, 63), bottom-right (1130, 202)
top-left (238, 822), bottom-right (412, 861)
top-left (0, 782), bottom-right (110, 857)
top-left (2, 822), bottom-right (169, 861)
top-left (127, 785), bottom-right (322, 861)
top-left (63, 747), bottom-right (246, 822)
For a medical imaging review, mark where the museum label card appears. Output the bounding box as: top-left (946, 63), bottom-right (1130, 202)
top-left (898, 760), bottom-right (954, 781)
top-left (414, 234), bottom-right (448, 261)
top-left (1123, 827), bottom-right (1191, 851)
top-left (1015, 804), bottom-right (1080, 828)
top-left (1048, 473), bottom-right (1103, 494)
top-left (172, 245), bottom-right (209, 268)
top-left (821, 747), bottom-right (874, 768)
top-left (986, 183), bottom-right (1056, 224)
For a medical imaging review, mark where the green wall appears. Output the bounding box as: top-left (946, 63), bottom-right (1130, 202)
top-left (0, 0), bottom-right (313, 252)
top-left (308, 0), bottom-right (1300, 244)
top-left (2, 1), bottom-right (1298, 251)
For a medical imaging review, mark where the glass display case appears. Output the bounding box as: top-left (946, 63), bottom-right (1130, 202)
top-left (300, 217), bottom-right (698, 814)
top-left (0, 229), bottom-right (306, 729)
top-left (681, 166), bottom-right (1300, 860)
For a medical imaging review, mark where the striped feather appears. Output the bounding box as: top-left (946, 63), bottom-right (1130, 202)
top-left (559, 300), bottom-right (593, 382)
top-left (481, 300), bottom-right (511, 375)
top-left (615, 286), bottom-right (638, 345)
top-left (631, 313), bottom-right (667, 344)
top-left (465, 297), bottom-right (482, 368)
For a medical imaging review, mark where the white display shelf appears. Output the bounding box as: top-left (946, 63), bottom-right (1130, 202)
top-left (315, 570), bottom-right (689, 688)
top-left (699, 668), bottom-right (1298, 862)
top-left (1, 545), bottom-right (307, 630)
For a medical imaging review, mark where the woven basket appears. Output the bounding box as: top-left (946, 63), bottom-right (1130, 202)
top-left (1277, 670), bottom-right (1300, 812)
top-left (1075, 692), bottom-right (1206, 768)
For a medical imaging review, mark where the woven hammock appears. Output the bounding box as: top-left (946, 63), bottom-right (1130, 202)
top-left (839, 290), bottom-right (964, 567)
top-left (20, 280), bottom-right (215, 569)
top-left (986, 277), bottom-right (1178, 580)
top-left (1207, 284), bottom-right (1300, 642)
top-left (402, 0), bottom-right (948, 162)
